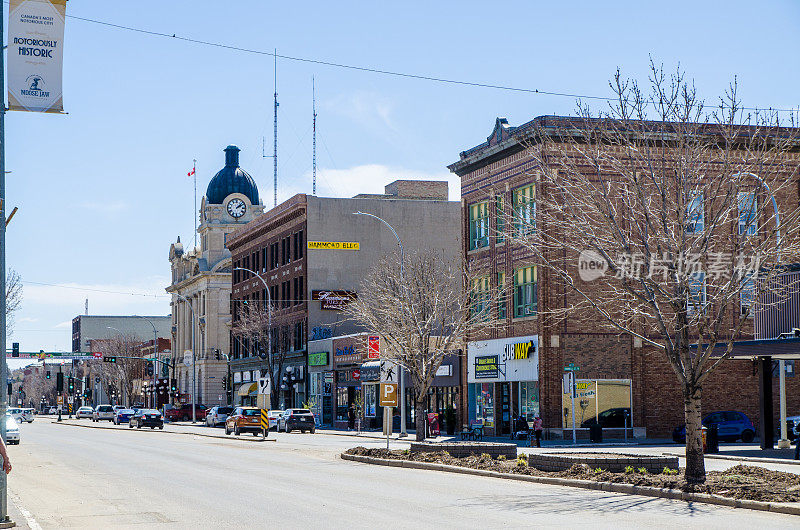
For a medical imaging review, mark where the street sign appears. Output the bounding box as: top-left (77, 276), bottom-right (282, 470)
top-left (183, 350), bottom-right (192, 367)
top-left (258, 377), bottom-right (271, 395)
top-left (562, 372), bottom-right (576, 396)
top-left (380, 361), bottom-right (399, 383)
top-left (260, 409), bottom-right (269, 434)
top-left (93, 352), bottom-right (102, 358)
top-left (67, 396), bottom-right (73, 404)
top-left (379, 383), bottom-right (398, 407)
top-left (56, 395), bottom-right (63, 405)
top-left (564, 363), bottom-right (580, 372)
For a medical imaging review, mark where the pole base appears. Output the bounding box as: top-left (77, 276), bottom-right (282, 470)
top-left (777, 438), bottom-right (791, 449)
top-left (0, 518), bottom-right (15, 528)
top-left (398, 432), bottom-right (408, 438)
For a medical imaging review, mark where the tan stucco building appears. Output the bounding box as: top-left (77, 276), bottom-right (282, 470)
top-left (167, 145), bottom-right (265, 406)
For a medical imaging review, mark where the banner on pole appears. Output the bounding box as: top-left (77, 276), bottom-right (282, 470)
top-left (8, 0), bottom-right (66, 113)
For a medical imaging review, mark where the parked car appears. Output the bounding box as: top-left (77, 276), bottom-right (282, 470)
top-left (129, 409), bottom-right (164, 429)
top-left (225, 407), bottom-right (263, 436)
top-left (75, 406), bottom-right (94, 419)
top-left (113, 408), bottom-right (136, 425)
top-left (784, 414), bottom-right (800, 441)
top-left (164, 404), bottom-right (207, 422)
top-left (92, 404), bottom-right (115, 422)
top-left (277, 409), bottom-right (315, 433)
top-left (205, 406), bottom-right (234, 427)
top-left (672, 411), bottom-right (755, 443)
top-left (3, 414), bottom-right (19, 445)
top-left (47, 406), bottom-right (57, 415)
top-left (113, 405), bottom-right (125, 414)
top-left (580, 407), bottom-right (631, 428)
top-left (8, 408), bottom-right (34, 424)
top-left (266, 410), bottom-right (284, 430)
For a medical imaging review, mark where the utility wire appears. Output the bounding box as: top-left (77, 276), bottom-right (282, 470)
top-left (64, 11), bottom-right (800, 114)
top-left (22, 280), bottom-right (169, 299)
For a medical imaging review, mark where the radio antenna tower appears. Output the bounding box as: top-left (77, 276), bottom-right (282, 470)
top-left (263, 51), bottom-right (279, 207)
top-left (312, 77), bottom-right (317, 196)
top-left (273, 50), bottom-right (278, 207)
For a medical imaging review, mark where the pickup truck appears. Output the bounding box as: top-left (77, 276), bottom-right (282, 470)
top-left (165, 404), bottom-right (208, 422)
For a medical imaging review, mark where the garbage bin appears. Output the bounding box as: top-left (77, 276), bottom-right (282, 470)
top-left (701, 426), bottom-right (708, 452)
top-left (589, 423), bottom-right (603, 443)
top-left (707, 424), bottom-right (719, 453)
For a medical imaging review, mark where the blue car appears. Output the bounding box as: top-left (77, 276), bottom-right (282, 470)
top-left (113, 408), bottom-right (136, 425)
top-left (672, 411), bottom-right (755, 443)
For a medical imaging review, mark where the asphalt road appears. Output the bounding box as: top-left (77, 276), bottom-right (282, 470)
top-left (3, 421), bottom-right (799, 529)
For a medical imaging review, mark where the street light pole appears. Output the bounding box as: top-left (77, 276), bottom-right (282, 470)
top-left (234, 267), bottom-right (272, 402)
top-left (134, 316), bottom-right (159, 409)
top-left (173, 293), bottom-right (197, 422)
top-left (0, 2), bottom-right (10, 524)
top-left (352, 211), bottom-right (407, 437)
top-left (739, 172), bottom-right (789, 449)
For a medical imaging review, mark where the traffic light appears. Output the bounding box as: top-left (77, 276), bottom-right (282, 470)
top-left (103, 356), bottom-right (116, 363)
top-left (170, 378), bottom-right (177, 392)
top-left (56, 372), bottom-right (64, 392)
top-left (214, 349), bottom-right (220, 360)
top-left (46, 371), bottom-right (51, 379)
top-left (11, 343), bottom-right (19, 358)
top-left (68, 377), bottom-right (74, 394)
top-left (146, 361), bottom-right (154, 377)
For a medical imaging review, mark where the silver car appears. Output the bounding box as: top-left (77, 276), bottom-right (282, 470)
top-left (92, 404), bottom-right (115, 422)
top-left (3, 414), bottom-right (19, 445)
top-left (205, 406), bottom-right (234, 427)
top-left (75, 406), bottom-right (94, 419)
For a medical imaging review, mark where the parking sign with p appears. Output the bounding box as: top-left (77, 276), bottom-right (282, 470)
top-left (379, 383), bottom-right (398, 407)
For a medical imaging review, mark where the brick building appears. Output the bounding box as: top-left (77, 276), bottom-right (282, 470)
top-left (227, 179), bottom-right (461, 424)
top-left (449, 116), bottom-right (800, 438)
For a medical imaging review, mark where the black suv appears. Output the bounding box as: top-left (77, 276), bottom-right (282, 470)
top-left (278, 409), bottom-right (316, 433)
top-left (129, 409), bottom-right (164, 430)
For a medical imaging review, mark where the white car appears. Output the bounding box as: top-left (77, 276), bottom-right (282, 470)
top-left (267, 410), bottom-right (284, 430)
top-left (8, 408), bottom-right (32, 424)
top-left (3, 414), bottom-right (19, 445)
top-left (75, 406), bottom-right (93, 419)
top-left (92, 405), bottom-right (115, 422)
top-left (205, 406), bottom-right (234, 427)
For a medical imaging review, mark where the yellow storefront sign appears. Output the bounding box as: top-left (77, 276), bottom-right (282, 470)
top-left (307, 241), bottom-right (360, 251)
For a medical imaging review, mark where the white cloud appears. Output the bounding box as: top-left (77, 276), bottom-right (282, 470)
top-left (79, 200), bottom-right (129, 214)
top-left (54, 321), bottom-right (71, 328)
top-left (17, 317), bottom-right (38, 324)
top-left (278, 164), bottom-right (460, 204)
top-left (325, 91), bottom-right (397, 132)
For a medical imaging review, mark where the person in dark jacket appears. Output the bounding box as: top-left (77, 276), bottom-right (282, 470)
top-left (347, 405), bottom-right (355, 430)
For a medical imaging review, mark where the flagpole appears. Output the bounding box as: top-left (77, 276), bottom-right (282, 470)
top-left (192, 159), bottom-right (196, 250)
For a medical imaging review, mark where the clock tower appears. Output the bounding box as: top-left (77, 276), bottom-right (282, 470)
top-left (198, 145), bottom-right (265, 267)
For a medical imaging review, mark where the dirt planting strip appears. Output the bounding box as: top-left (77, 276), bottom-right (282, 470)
top-left (340, 453), bottom-right (800, 516)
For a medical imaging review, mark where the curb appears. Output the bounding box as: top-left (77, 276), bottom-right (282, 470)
top-left (340, 453), bottom-right (800, 516)
top-left (662, 451), bottom-right (800, 467)
top-left (51, 420), bottom-right (276, 443)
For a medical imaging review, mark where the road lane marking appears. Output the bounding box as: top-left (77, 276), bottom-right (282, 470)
top-left (10, 491), bottom-right (42, 530)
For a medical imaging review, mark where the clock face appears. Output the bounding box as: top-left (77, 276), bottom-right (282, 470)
top-left (227, 198), bottom-right (246, 218)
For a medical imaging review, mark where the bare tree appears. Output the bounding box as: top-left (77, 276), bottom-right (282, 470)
top-left (506, 61), bottom-right (800, 483)
top-left (93, 336), bottom-right (145, 407)
top-left (347, 251), bottom-right (486, 441)
top-left (231, 302), bottom-right (289, 409)
top-left (6, 268), bottom-right (22, 337)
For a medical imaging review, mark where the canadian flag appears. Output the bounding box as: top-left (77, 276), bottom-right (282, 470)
top-left (187, 167), bottom-right (195, 177)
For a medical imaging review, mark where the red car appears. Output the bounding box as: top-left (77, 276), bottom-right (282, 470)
top-left (165, 404), bottom-right (208, 422)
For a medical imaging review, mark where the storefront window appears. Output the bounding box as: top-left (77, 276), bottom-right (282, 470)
top-left (562, 379), bottom-right (632, 428)
top-left (364, 384), bottom-right (377, 417)
top-left (472, 383), bottom-right (494, 428)
top-left (308, 373), bottom-right (322, 422)
top-left (519, 381), bottom-right (539, 421)
top-left (336, 387), bottom-right (349, 421)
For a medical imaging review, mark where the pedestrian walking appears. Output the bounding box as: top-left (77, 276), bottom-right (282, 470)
top-left (347, 405), bottom-right (355, 431)
top-left (533, 413), bottom-right (543, 448)
top-left (0, 433), bottom-right (11, 475)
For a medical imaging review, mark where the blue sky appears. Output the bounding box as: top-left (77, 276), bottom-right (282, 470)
top-left (6, 0), bottom-right (800, 366)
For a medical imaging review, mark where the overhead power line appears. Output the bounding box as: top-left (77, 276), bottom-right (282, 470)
top-left (22, 280), bottom-right (169, 299)
top-left (64, 12), bottom-right (800, 114)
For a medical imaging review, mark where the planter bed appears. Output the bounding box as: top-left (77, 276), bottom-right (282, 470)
top-left (344, 447), bottom-right (800, 504)
top-left (529, 452), bottom-right (678, 474)
top-left (410, 442), bottom-right (516, 459)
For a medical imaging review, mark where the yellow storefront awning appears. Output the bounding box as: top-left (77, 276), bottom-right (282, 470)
top-left (237, 382), bottom-right (257, 397)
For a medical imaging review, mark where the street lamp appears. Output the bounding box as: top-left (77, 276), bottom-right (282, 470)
top-left (737, 172), bottom-right (789, 448)
top-left (234, 267), bottom-right (273, 402)
top-left (134, 316), bottom-right (160, 410)
top-left (173, 292), bottom-right (198, 422)
top-left (352, 211), bottom-right (408, 437)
